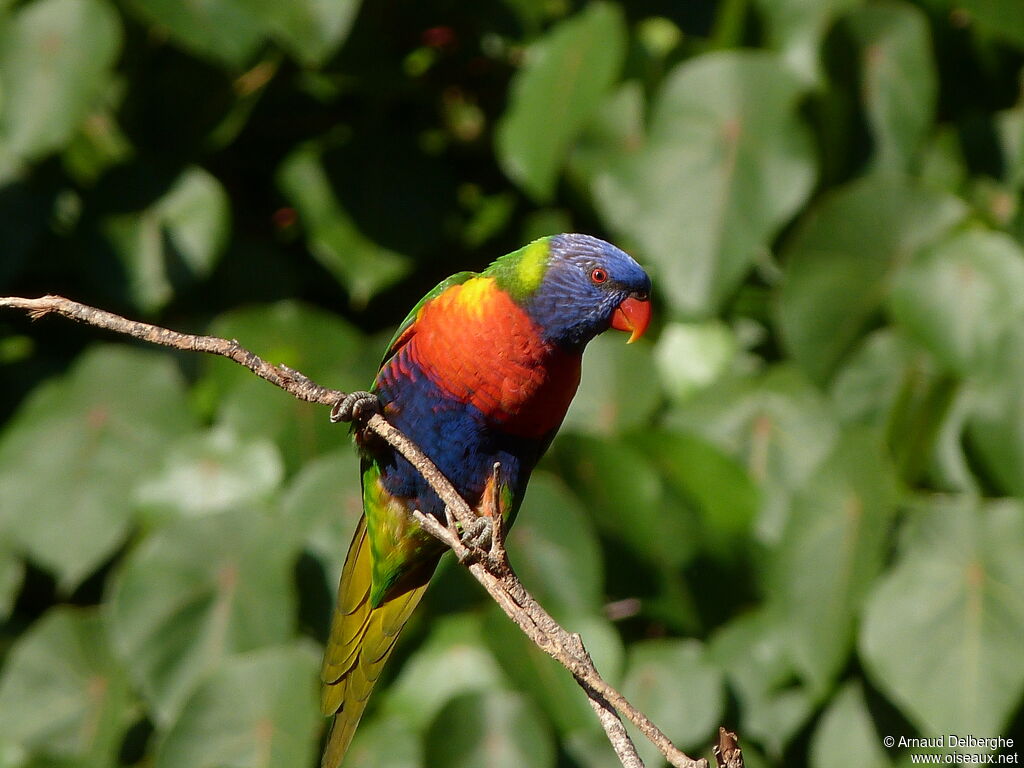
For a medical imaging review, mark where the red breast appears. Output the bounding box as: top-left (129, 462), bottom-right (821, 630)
top-left (394, 278), bottom-right (582, 438)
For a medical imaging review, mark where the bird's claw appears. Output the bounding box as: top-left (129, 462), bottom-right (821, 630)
top-left (459, 517), bottom-right (492, 555)
top-left (330, 391), bottom-right (380, 424)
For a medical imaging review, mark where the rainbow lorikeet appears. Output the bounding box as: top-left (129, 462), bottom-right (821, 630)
top-left (320, 233), bottom-right (652, 766)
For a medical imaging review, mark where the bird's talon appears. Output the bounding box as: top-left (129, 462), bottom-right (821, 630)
top-left (330, 391), bottom-right (380, 423)
top-left (460, 517), bottom-right (492, 552)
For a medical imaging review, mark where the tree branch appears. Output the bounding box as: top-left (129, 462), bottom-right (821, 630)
top-left (2, 294), bottom-right (739, 768)
top-left (0, 295), bottom-right (339, 406)
top-left (714, 728), bottom-right (745, 768)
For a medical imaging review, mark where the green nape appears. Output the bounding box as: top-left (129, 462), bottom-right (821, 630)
top-left (484, 236), bottom-right (552, 303)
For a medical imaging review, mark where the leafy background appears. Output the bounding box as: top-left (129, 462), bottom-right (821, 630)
top-left (1, 0), bottom-right (1023, 766)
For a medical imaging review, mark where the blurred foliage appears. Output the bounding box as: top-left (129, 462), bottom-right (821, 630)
top-left (1, 0), bottom-right (1024, 766)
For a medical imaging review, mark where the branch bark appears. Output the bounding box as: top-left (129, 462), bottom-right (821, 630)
top-left (2, 294), bottom-right (741, 768)
top-left (714, 728), bottom-right (745, 768)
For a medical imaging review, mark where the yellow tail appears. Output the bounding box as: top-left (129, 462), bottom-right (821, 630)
top-left (320, 516), bottom-right (431, 767)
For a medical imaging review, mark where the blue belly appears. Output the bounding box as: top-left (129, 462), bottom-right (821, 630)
top-left (369, 363), bottom-right (546, 522)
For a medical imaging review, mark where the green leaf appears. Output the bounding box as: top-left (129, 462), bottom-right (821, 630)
top-left (561, 332), bottom-right (659, 436)
top-left (830, 329), bottom-right (967, 489)
top-left (135, 427), bottom-right (284, 521)
top-left (0, 547), bottom-right (23, 621)
top-left (244, 0), bottom-right (361, 66)
top-left (384, 613), bottom-right (505, 732)
top-left (595, 50), bottom-right (816, 317)
top-left (629, 429), bottom-right (760, 560)
top-left (498, 0), bottom-right (556, 32)
top-left (0, 608), bottom-right (132, 765)
top-left (966, 175), bottom-right (1020, 229)
top-left (620, 640), bottom-right (723, 761)
top-left (929, 388), bottom-right (980, 495)
top-left (125, 0), bottom-right (263, 68)
top-left (777, 174), bottom-right (965, 383)
top-left (889, 228), bottom-right (1024, 376)
top-left (654, 321), bottom-right (738, 404)
top-left (0, 0), bottom-right (122, 161)
top-left (773, 427), bottom-right (898, 694)
top-left (830, 329), bottom-right (936, 427)
top-left (920, 125), bottom-right (969, 194)
top-left (157, 167), bottom-right (231, 269)
top-left (204, 300), bottom-right (369, 395)
top-left (845, 2), bottom-right (937, 172)
top-left (707, 608), bottom-right (816, 757)
top-left (635, 15), bottom-right (681, 59)
top-left (667, 366), bottom-right (839, 544)
top-left (277, 144), bottom-right (411, 306)
top-left (128, 0), bottom-right (360, 69)
top-left (860, 497), bottom-right (1024, 735)
top-left (996, 99), bottom-right (1024, 191)
top-left (461, 190), bottom-right (516, 249)
top-left (509, 472), bottom-right (604, 618)
top-left (154, 644), bottom-right (321, 768)
top-left (201, 301), bottom-right (372, 471)
top-left (810, 681), bottom-right (890, 768)
top-left (495, 2), bottom-right (627, 202)
top-left (106, 510), bottom-right (299, 725)
top-left (967, 326), bottom-right (1024, 497)
top-left (482, 609), bottom-right (623, 738)
top-left (955, 0), bottom-right (1024, 49)
top-left (754, 0), bottom-right (862, 84)
top-left (553, 434), bottom-right (697, 569)
top-left (343, 715), bottom-right (421, 768)
top-left (63, 99), bottom-right (133, 186)
top-left (102, 166), bottom-right (231, 313)
top-left (569, 81), bottom-right (645, 188)
top-left (281, 448), bottom-right (363, 591)
top-left (423, 690), bottom-right (555, 768)
top-left (563, 729), bottom-right (638, 768)
top-left (0, 345), bottom-right (195, 589)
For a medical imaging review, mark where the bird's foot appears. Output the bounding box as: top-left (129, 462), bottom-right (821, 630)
top-left (458, 516), bottom-right (492, 561)
top-left (330, 391), bottom-right (380, 424)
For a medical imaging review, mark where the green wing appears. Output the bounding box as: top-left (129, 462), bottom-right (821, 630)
top-left (320, 462), bottom-right (440, 767)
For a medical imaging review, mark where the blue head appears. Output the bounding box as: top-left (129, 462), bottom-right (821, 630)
top-left (514, 233), bottom-right (652, 349)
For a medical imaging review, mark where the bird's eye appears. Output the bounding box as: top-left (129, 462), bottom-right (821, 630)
top-left (590, 267), bottom-right (608, 284)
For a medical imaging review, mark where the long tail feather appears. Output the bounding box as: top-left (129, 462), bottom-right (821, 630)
top-left (320, 516), bottom-right (431, 767)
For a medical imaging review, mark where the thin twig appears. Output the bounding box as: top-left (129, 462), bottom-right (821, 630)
top-left (2, 294), bottom-right (716, 768)
top-left (713, 728), bottom-right (744, 768)
top-left (580, 678), bottom-right (645, 768)
top-left (0, 295), bottom-right (341, 406)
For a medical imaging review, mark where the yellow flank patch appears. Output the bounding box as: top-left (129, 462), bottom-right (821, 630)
top-left (516, 239), bottom-right (549, 295)
top-left (448, 276), bottom-right (496, 319)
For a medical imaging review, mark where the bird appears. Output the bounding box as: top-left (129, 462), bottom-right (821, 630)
top-left (319, 233), bottom-right (651, 766)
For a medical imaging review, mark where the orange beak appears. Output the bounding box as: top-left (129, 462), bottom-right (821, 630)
top-left (611, 296), bottom-right (651, 344)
